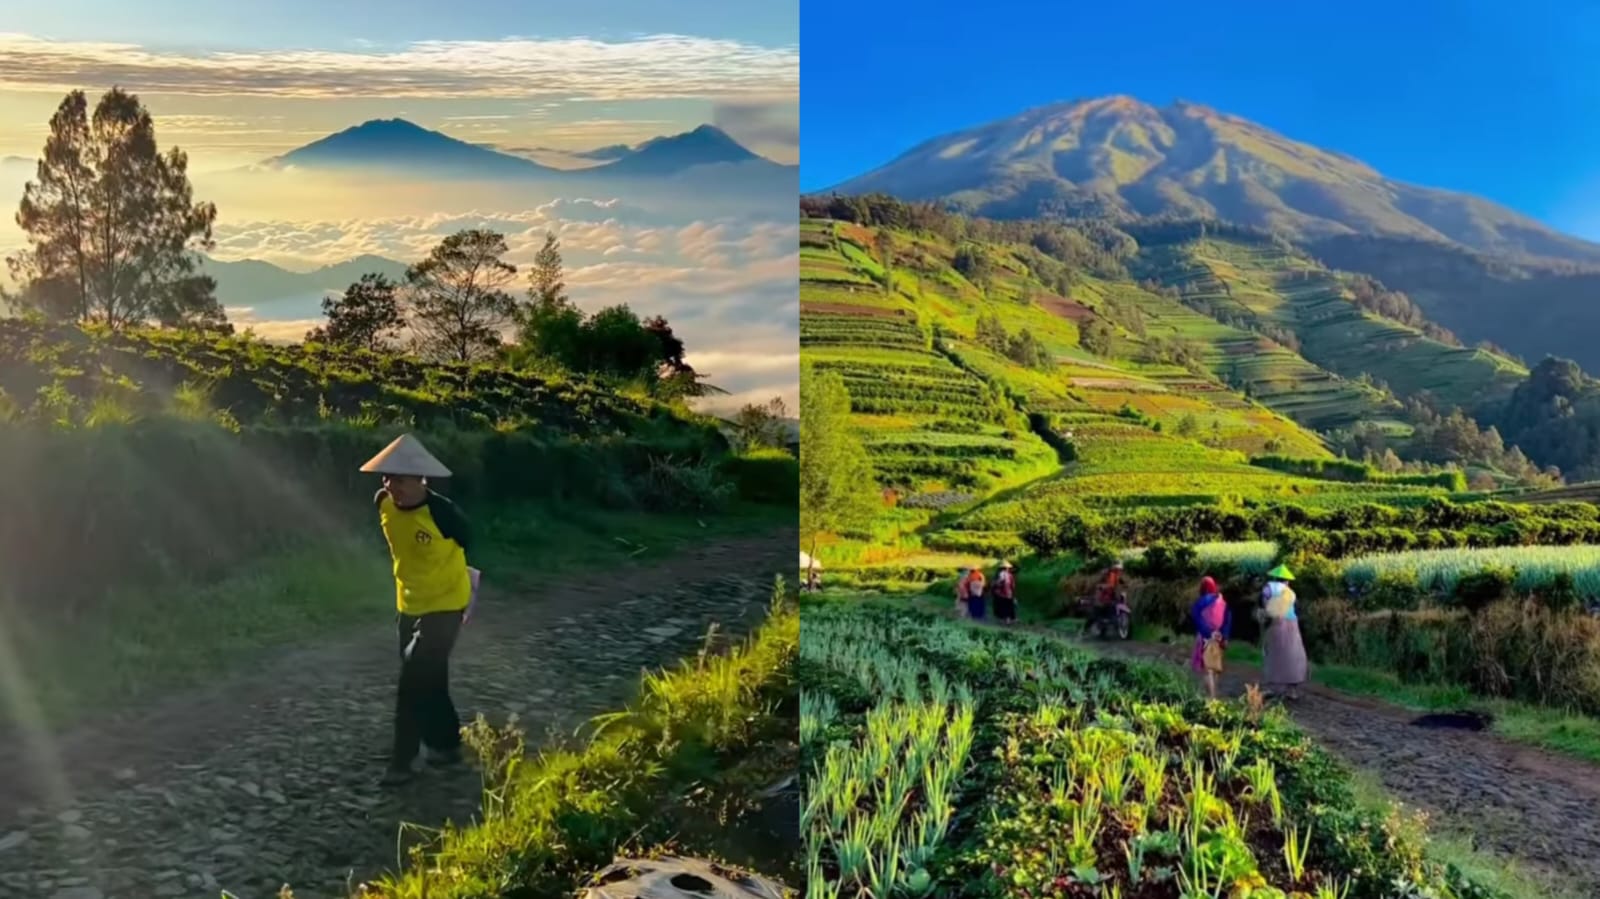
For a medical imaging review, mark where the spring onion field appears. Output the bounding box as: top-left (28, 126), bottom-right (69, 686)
top-left (801, 602), bottom-right (1504, 899)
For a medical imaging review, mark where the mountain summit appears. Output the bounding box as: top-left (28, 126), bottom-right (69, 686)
top-left (827, 95), bottom-right (1600, 265)
top-left (597, 124), bottom-right (764, 176)
top-left (267, 119), bottom-right (553, 178)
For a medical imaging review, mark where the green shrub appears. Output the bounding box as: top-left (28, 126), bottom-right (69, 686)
top-left (1368, 568), bottom-right (1426, 611)
top-left (1136, 540), bottom-right (1199, 580)
top-left (1455, 564), bottom-right (1516, 613)
top-left (718, 450), bottom-right (798, 505)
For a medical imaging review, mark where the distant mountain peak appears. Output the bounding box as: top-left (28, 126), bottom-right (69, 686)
top-left (590, 123), bottom-right (765, 176)
top-left (826, 95), bottom-right (1600, 267)
top-left (267, 118), bottom-right (553, 178)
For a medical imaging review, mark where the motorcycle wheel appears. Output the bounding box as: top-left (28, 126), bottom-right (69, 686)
top-left (1115, 611), bottom-right (1131, 641)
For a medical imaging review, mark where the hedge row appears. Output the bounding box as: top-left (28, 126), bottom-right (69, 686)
top-left (1249, 454), bottom-right (1467, 490)
top-left (1021, 498), bottom-right (1600, 557)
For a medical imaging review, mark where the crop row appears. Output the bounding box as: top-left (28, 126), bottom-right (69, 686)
top-left (799, 603), bottom-right (1503, 899)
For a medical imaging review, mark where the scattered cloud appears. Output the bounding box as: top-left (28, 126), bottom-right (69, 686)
top-left (712, 100), bottom-right (799, 160)
top-left (0, 33), bottom-right (797, 103)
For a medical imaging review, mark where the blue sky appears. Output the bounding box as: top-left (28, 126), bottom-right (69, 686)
top-left (800, 0), bottom-right (1600, 237)
top-left (0, 0), bottom-right (797, 50)
top-left (0, 2), bottom-right (800, 411)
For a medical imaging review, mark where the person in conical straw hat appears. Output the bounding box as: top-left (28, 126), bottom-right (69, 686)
top-left (361, 434), bottom-right (477, 786)
top-left (1258, 563), bottom-right (1307, 701)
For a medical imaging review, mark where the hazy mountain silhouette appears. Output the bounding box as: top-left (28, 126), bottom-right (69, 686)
top-left (265, 120), bottom-right (785, 183)
top-left (201, 254), bottom-right (409, 311)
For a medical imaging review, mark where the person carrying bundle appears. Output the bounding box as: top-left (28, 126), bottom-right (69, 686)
top-left (1258, 564), bottom-right (1307, 701)
top-left (361, 434), bottom-right (481, 787)
top-left (1190, 576), bottom-right (1231, 699)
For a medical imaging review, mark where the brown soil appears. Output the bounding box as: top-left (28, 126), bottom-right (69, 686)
top-left (1038, 296), bottom-right (1096, 323)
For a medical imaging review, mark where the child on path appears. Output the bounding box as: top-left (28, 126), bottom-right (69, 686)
top-left (361, 434), bottom-right (478, 787)
top-left (1190, 576), bottom-right (1231, 699)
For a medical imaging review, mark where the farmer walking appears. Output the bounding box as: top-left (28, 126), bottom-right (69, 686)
top-left (993, 561), bottom-right (1018, 624)
top-left (1258, 564), bottom-right (1307, 701)
top-left (361, 434), bottom-right (480, 787)
top-left (955, 567), bottom-right (971, 618)
top-left (1190, 576), bottom-right (1231, 699)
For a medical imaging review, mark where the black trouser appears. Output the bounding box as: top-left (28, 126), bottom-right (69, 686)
top-left (392, 609), bottom-right (464, 767)
top-left (994, 595), bottom-right (1016, 621)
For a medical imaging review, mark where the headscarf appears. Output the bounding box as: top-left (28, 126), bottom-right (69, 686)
top-left (1194, 577), bottom-right (1227, 635)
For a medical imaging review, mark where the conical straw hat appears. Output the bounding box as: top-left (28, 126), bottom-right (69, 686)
top-left (359, 434), bottom-right (451, 478)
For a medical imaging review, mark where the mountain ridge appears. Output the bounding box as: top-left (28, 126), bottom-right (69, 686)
top-left (266, 119), bottom-right (781, 180)
top-left (824, 95), bottom-right (1600, 267)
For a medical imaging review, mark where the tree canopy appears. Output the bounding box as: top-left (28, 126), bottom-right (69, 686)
top-left (5, 87), bottom-right (221, 330)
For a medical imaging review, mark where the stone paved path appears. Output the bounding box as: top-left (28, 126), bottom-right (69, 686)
top-left (1043, 627), bottom-right (1600, 895)
top-left (0, 530), bottom-right (796, 899)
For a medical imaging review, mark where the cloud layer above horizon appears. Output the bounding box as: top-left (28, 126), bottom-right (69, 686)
top-left (0, 32), bottom-right (797, 102)
top-left (219, 195), bottom-right (797, 415)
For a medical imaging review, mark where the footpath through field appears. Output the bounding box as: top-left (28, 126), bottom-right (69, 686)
top-left (0, 530), bottom-right (796, 899)
top-left (1032, 625), bottom-right (1600, 895)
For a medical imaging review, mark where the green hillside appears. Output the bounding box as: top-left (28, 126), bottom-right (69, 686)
top-left (797, 203), bottom-right (1513, 575)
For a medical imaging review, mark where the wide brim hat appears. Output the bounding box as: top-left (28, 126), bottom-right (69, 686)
top-left (1267, 564), bottom-right (1295, 581)
top-left (1000, 561), bottom-right (1014, 569)
top-left (360, 434), bottom-right (451, 478)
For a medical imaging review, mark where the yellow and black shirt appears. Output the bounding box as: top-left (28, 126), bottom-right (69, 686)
top-left (374, 489), bottom-right (473, 615)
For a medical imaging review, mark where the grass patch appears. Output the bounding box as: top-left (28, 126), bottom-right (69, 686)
top-left (345, 593), bottom-right (799, 898)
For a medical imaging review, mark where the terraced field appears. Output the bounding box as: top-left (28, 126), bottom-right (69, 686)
top-left (799, 214), bottom-right (1462, 570)
top-left (1137, 236), bottom-right (1527, 415)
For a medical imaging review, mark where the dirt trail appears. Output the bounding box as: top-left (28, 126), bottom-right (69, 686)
top-left (0, 530), bottom-right (796, 899)
top-left (1062, 630), bottom-right (1600, 894)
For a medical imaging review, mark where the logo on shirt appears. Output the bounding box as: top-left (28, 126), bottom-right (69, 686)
top-left (415, 530), bottom-right (433, 545)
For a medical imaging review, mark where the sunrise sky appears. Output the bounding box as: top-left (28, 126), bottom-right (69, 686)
top-left (0, 1), bottom-right (799, 412)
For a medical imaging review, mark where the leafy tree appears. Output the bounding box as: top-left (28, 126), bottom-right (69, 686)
top-left (1080, 318), bottom-right (1115, 356)
top-left (975, 312), bottom-right (1008, 352)
top-left (1176, 413), bottom-right (1200, 438)
top-left (516, 230), bottom-right (585, 366)
top-left (4, 88), bottom-right (220, 330)
top-left (527, 231), bottom-right (566, 307)
top-left (405, 229), bottom-right (518, 363)
top-left (577, 305), bottom-right (667, 379)
top-left (800, 364), bottom-right (877, 559)
top-left (306, 272), bottom-right (402, 351)
top-left (730, 396), bottom-right (790, 453)
top-left (1005, 328), bottom-right (1051, 370)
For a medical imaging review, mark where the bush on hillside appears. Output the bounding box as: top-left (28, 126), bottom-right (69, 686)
top-left (718, 450), bottom-right (799, 505)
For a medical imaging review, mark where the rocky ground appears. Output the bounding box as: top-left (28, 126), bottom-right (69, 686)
top-left (1063, 630), bottom-right (1600, 895)
top-left (0, 530), bottom-right (796, 899)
